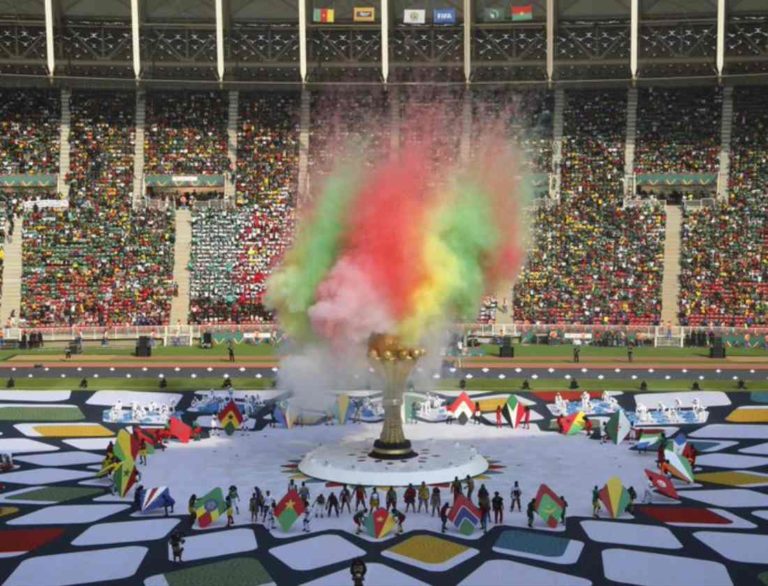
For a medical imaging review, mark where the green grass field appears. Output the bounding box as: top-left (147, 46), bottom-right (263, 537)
top-left (473, 344), bottom-right (768, 360)
top-left (1, 343), bottom-right (765, 362)
top-left (0, 344), bottom-right (278, 361)
top-left (0, 375), bottom-right (760, 393)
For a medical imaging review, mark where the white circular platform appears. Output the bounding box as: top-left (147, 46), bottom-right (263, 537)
top-left (298, 439), bottom-right (489, 486)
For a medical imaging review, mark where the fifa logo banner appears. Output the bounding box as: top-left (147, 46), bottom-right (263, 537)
top-left (403, 8), bottom-right (426, 24)
top-left (354, 7), bottom-right (375, 22)
top-left (433, 8), bottom-right (457, 25)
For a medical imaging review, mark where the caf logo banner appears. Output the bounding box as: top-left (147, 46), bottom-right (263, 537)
top-left (433, 8), bottom-right (457, 25)
top-left (354, 7), bottom-right (375, 22)
top-left (403, 8), bottom-right (426, 24)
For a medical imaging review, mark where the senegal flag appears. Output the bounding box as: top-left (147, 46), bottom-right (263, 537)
top-left (275, 489), bottom-right (306, 532)
top-left (195, 487), bottom-right (227, 528)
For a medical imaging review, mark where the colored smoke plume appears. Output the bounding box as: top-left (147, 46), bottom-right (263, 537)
top-left (266, 108), bottom-right (530, 352)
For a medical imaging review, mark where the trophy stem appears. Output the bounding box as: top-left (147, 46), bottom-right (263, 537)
top-left (367, 334), bottom-right (422, 460)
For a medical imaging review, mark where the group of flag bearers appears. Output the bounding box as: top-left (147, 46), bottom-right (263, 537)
top-left (95, 396), bottom-right (700, 564)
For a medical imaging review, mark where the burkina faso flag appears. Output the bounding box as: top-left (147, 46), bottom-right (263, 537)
top-left (275, 489), bottom-right (306, 532)
top-left (512, 5), bottom-right (533, 21)
top-left (195, 487), bottom-right (227, 528)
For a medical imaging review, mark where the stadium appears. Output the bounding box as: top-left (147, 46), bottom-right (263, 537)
top-left (0, 1), bottom-right (767, 585)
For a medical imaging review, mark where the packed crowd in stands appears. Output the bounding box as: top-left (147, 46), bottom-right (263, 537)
top-left (236, 93), bottom-right (300, 205)
top-left (145, 91), bottom-right (230, 176)
top-left (514, 90), bottom-right (665, 325)
top-left (189, 199), bottom-right (295, 324)
top-left (635, 87), bottom-right (722, 174)
top-left (189, 92), bottom-right (299, 323)
top-left (22, 91), bottom-right (175, 326)
top-left (0, 86), bottom-right (765, 328)
top-left (679, 86), bottom-right (768, 326)
top-left (0, 89), bottom-right (60, 176)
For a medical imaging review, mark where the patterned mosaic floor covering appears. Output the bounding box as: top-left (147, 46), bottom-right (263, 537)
top-left (0, 385), bottom-right (765, 585)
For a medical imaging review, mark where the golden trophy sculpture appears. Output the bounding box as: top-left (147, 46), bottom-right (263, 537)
top-left (367, 333), bottom-right (424, 459)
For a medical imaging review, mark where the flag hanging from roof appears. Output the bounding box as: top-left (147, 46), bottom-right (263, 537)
top-left (195, 488), bottom-right (227, 528)
top-left (512, 4), bottom-right (533, 21)
top-left (218, 400), bottom-right (243, 435)
top-left (606, 410), bottom-right (631, 444)
top-left (313, 8), bottom-right (335, 23)
top-left (403, 8), bottom-right (426, 24)
top-left (365, 507), bottom-right (397, 538)
top-left (275, 489), bottom-right (306, 532)
top-left (448, 494), bottom-right (481, 535)
top-left (645, 468), bottom-right (678, 499)
top-left (142, 486), bottom-right (175, 514)
top-left (534, 484), bottom-right (564, 528)
top-left (598, 476), bottom-right (631, 518)
top-left (663, 449), bottom-right (694, 483)
top-left (484, 7), bottom-right (504, 22)
top-left (504, 395), bottom-right (525, 428)
top-left (353, 7), bottom-right (375, 22)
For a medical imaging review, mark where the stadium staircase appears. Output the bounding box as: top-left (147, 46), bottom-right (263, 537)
top-left (716, 86), bottom-right (734, 200)
top-left (624, 87), bottom-right (638, 185)
top-left (0, 216), bottom-right (23, 325)
top-left (133, 91), bottom-right (146, 208)
top-left (225, 91), bottom-right (238, 204)
top-left (659, 204), bottom-right (683, 326)
top-left (56, 89), bottom-right (71, 198)
top-left (169, 208), bottom-right (192, 325)
top-left (550, 89), bottom-right (564, 200)
top-left (297, 89), bottom-right (311, 207)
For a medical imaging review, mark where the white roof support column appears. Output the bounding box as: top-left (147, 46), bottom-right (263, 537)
top-left (381, 0), bottom-right (390, 82)
top-left (215, 0), bottom-right (225, 81)
top-left (546, 0), bottom-right (554, 82)
top-left (44, 0), bottom-right (55, 77)
top-left (463, 0), bottom-right (471, 83)
top-left (299, 0), bottom-right (308, 82)
top-left (131, 0), bottom-right (141, 79)
top-left (716, 0), bottom-right (725, 77)
top-left (630, 0), bottom-right (639, 80)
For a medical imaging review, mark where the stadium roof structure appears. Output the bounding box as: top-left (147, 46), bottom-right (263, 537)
top-left (0, 0), bottom-right (766, 87)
